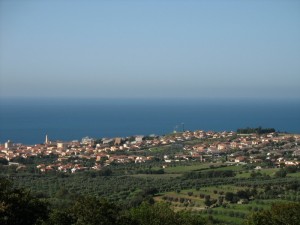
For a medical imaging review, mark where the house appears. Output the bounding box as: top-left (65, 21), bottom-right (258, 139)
top-left (235, 156), bottom-right (246, 163)
top-left (114, 138), bottom-right (122, 146)
top-left (57, 142), bottom-right (68, 150)
top-left (81, 136), bottom-right (94, 145)
top-left (217, 143), bottom-right (229, 151)
top-left (135, 136), bottom-right (144, 143)
top-left (96, 154), bottom-right (109, 162)
top-left (237, 199), bottom-right (249, 204)
top-left (285, 161), bottom-right (299, 166)
top-left (251, 158), bottom-right (263, 163)
top-left (103, 138), bottom-right (114, 145)
top-left (292, 149), bottom-right (300, 157)
top-left (192, 144), bottom-right (206, 152)
top-left (135, 156), bottom-right (146, 163)
top-left (207, 147), bottom-right (219, 154)
top-left (230, 142), bottom-right (239, 149)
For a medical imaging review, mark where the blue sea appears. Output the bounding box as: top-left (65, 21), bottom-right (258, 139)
top-left (0, 98), bottom-right (299, 144)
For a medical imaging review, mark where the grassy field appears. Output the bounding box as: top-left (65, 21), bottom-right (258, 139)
top-left (288, 172), bottom-right (300, 177)
top-left (129, 173), bottom-right (181, 179)
top-left (148, 146), bottom-right (169, 153)
top-left (205, 165), bottom-right (244, 172)
top-left (235, 168), bottom-right (280, 178)
top-left (163, 163), bottom-right (223, 174)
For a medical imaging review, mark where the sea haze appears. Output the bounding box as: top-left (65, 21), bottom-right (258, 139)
top-left (0, 98), bottom-right (299, 144)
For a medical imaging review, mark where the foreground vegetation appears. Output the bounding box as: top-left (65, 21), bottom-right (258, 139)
top-left (1, 177), bottom-right (300, 225)
top-left (1, 160), bottom-right (300, 224)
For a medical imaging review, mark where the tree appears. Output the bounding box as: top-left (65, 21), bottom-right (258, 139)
top-left (128, 202), bottom-right (206, 225)
top-left (98, 167), bottom-right (113, 176)
top-left (142, 187), bottom-right (158, 196)
top-left (218, 196), bottom-right (224, 205)
top-left (275, 169), bottom-right (287, 178)
top-left (237, 190), bottom-right (250, 200)
top-left (128, 202), bottom-right (178, 225)
top-left (47, 196), bottom-right (133, 225)
top-left (204, 195), bottom-right (212, 207)
top-left (0, 178), bottom-right (49, 225)
top-left (247, 202), bottom-right (300, 225)
top-left (285, 165), bottom-right (298, 173)
top-left (46, 209), bottom-right (76, 225)
top-left (71, 197), bottom-right (124, 225)
top-left (0, 158), bottom-right (8, 165)
top-left (225, 192), bottom-right (234, 202)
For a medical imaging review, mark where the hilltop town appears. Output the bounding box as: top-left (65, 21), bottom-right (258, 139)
top-left (1, 129), bottom-right (300, 173)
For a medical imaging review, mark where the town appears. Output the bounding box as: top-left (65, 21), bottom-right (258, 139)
top-left (1, 128), bottom-right (300, 225)
top-left (1, 129), bottom-right (299, 174)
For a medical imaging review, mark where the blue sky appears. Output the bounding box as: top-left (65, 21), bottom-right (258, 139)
top-left (0, 0), bottom-right (300, 99)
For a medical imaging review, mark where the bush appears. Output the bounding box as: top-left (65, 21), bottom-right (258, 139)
top-left (275, 169), bottom-right (287, 178)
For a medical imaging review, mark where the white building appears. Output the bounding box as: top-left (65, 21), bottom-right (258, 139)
top-left (5, 140), bottom-right (13, 149)
top-left (81, 136), bottom-right (94, 145)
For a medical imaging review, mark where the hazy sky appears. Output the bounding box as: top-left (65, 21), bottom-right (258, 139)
top-left (0, 0), bottom-right (300, 99)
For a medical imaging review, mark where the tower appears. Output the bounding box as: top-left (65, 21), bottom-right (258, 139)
top-left (5, 140), bottom-right (13, 149)
top-left (45, 134), bottom-right (49, 145)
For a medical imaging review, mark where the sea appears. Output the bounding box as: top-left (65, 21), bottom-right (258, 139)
top-left (0, 98), bottom-right (299, 145)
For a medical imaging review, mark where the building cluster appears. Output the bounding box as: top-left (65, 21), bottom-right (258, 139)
top-left (1, 130), bottom-right (299, 173)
